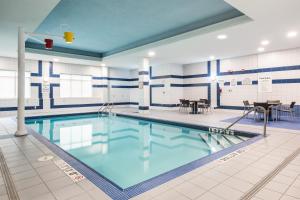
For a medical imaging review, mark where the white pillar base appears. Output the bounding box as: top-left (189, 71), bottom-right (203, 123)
top-left (15, 129), bottom-right (28, 137)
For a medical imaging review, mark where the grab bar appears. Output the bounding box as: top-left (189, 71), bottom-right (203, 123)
top-left (224, 106), bottom-right (267, 137)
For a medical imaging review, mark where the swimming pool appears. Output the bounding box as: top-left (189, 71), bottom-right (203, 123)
top-left (26, 113), bottom-right (261, 199)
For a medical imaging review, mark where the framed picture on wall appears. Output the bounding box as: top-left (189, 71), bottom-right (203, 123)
top-left (230, 79), bottom-right (237, 86)
top-left (242, 78), bottom-right (252, 85)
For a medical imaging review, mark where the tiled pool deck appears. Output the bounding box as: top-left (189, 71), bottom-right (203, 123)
top-left (0, 108), bottom-right (300, 200)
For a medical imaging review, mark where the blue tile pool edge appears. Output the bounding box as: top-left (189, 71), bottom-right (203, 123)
top-left (26, 112), bottom-right (260, 138)
top-left (24, 114), bottom-right (263, 200)
top-left (115, 113), bottom-right (259, 138)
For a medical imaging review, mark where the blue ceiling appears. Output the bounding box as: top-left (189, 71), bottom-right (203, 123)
top-left (26, 0), bottom-right (243, 58)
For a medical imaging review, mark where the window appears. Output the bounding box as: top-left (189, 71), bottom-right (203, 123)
top-left (0, 70), bottom-right (31, 99)
top-left (60, 74), bottom-right (92, 98)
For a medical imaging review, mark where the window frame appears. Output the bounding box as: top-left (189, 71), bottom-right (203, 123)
top-left (60, 73), bottom-right (92, 98)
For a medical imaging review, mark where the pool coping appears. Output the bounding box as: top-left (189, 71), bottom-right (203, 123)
top-left (25, 112), bottom-right (263, 200)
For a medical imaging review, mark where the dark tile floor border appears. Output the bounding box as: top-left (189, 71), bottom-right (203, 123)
top-left (25, 113), bottom-right (263, 200)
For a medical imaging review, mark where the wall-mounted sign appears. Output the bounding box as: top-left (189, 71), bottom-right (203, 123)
top-left (230, 79), bottom-right (237, 86)
top-left (258, 75), bottom-right (272, 93)
top-left (242, 78), bottom-right (252, 85)
top-left (138, 81), bottom-right (143, 89)
top-left (43, 82), bottom-right (49, 93)
top-left (217, 80), bottom-right (225, 86)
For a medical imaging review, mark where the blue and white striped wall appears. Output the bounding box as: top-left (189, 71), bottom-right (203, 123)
top-left (216, 48), bottom-right (300, 117)
top-left (0, 47), bottom-right (300, 116)
top-left (0, 57), bottom-right (139, 116)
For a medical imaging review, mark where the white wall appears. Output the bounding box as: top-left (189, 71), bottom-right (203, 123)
top-left (1, 47), bottom-right (299, 117)
top-left (0, 56), bottom-right (137, 117)
top-left (150, 64), bottom-right (183, 109)
top-left (218, 48), bottom-right (300, 112)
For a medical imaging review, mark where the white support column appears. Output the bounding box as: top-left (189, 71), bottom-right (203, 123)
top-left (210, 60), bottom-right (218, 108)
top-left (138, 58), bottom-right (150, 113)
top-left (15, 27), bottom-right (28, 136)
top-left (107, 67), bottom-right (111, 103)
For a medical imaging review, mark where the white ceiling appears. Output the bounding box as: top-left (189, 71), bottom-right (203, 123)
top-left (102, 0), bottom-right (300, 68)
top-left (0, 0), bottom-right (60, 58)
top-left (1, 0), bottom-right (300, 69)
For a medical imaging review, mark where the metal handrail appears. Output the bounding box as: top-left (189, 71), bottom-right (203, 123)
top-left (98, 102), bottom-right (114, 116)
top-left (224, 106), bottom-right (267, 137)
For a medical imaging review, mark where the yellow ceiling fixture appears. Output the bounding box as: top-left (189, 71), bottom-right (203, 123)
top-left (64, 32), bottom-right (74, 43)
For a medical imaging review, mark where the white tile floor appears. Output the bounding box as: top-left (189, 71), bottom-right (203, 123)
top-left (0, 108), bottom-right (299, 200)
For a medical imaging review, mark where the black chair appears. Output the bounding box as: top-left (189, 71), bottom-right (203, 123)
top-left (277, 102), bottom-right (296, 119)
top-left (181, 100), bottom-right (191, 113)
top-left (179, 99), bottom-right (185, 112)
top-left (253, 102), bottom-right (270, 122)
top-left (268, 101), bottom-right (282, 121)
top-left (198, 99), bottom-right (211, 113)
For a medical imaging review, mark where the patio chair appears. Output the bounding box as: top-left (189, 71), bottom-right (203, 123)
top-left (181, 100), bottom-right (191, 113)
top-left (198, 99), bottom-right (211, 113)
top-left (179, 99), bottom-right (185, 112)
top-left (253, 102), bottom-right (270, 123)
top-left (277, 102), bottom-right (296, 120)
top-left (243, 100), bottom-right (253, 115)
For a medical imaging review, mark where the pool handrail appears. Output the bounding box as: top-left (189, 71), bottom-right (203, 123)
top-left (224, 106), bottom-right (267, 137)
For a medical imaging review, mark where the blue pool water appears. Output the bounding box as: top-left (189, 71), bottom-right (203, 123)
top-left (26, 114), bottom-right (250, 189)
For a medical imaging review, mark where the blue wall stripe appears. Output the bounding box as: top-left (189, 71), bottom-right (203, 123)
top-left (150, 61), bottom-right (211, 80)
top-left (92, 77), bottom-right (138, 81)
top-left (151, 84), bottom-right (164, 87)
top-left (138, 106), bottom-right (149, 110)
top-left (273, 78), bottom-right (300, 84)
top-left (222, 78), bottom-right (300, 87)
top-left (112, 85), bottom-right (138, 88)
top-left (170, 83), bottom-right (210, 87)
top-left (49, 83), bottom-right (60, 99)
top-left (49, 62), bottom-right (60, 78)
top-left (30, 60), bottom-right (43, 77)
top-left (138, 71), bottom-right (149, 75)
top-left (150, 103), bottom-right (178, 107)
top-left (92, 84), bottom-right (108, 88)
top-left (217, 59), bottom-right (300, 76)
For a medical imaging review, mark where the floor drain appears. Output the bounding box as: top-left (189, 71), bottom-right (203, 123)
top-left (38, 155), bottom-right (54, 162)
top-left (241, 147), bottom-right (300, 200)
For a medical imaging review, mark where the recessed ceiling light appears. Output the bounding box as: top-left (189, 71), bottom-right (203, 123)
top-left (261, 40), bottom-right (270, 46)
top-left (209, 55), bottom-right (215, 60)
top-left (287, 31), bottom-right (298, 38)
top-left (101, 63), bottom-right (106, 67)
top-left (257, 47), bottom-right (265, 52)
top-left (53, 58), bottom-right (59, 62)
top-left (148, 51), bottom-right (156, 57)
top-left (217, 34), bottom-right (227, 40)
